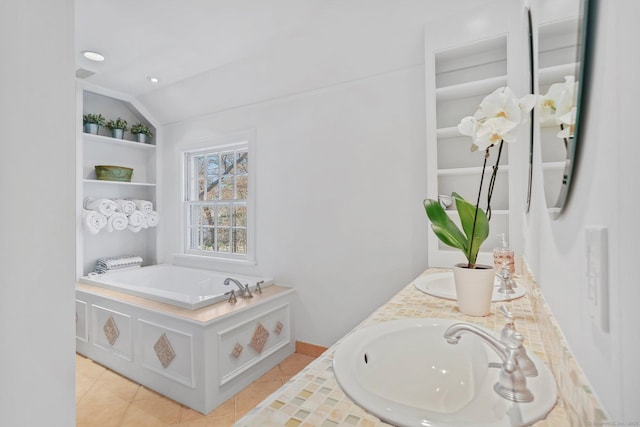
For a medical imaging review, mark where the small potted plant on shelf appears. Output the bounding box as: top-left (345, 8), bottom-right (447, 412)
top-left (130, 123), bottom-right (153, 144)
top-left (83, 113), bottom-right (106, 135)
top-left (106, 117), bottom-right (128, 139)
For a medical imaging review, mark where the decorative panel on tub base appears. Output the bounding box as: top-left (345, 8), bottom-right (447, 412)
top-left (75, 283), bottom-right (295, 414)
top-left (75, 299), bottom-right (88, 342)
top-left (91, 304), bottom-right (133, 361)
top-left (217, 303), bottom-right (291, 386)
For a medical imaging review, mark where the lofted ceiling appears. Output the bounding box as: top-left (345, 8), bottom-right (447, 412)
top-left (75, 0), bottom-right (325, 96)
top-left (76, 0), bottom-right (493, 124)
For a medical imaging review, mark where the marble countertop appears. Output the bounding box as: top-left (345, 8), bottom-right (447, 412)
top-left (231, 268), bottom-right (592, 427)
top-left (235, 267), bottom-right (606, 427)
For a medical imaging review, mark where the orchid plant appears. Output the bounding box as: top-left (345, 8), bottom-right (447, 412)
top-left (424, 87), bottom-right (536, 268)
top-left (540, 75), bottom-right (577, 143)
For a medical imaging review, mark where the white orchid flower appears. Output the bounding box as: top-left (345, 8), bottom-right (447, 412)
top-left (518, 94), bottom-right (537, 122)
top-left (457, 87), bottom-right (533, 150)
top-left (478, 87), bottom-right (523, 123)
top-left (458, 116), bottom-right (478, 138)
top-left (539, 82), bottom-right (564, 123)
top-left (540, 75), bottom-right (576, 124)
top-left (557, 106), bottom-right (577, 138)
top-left (474, 117), bottom-right (518, 151)
top-left (554, 76), bottom-right (577, 120)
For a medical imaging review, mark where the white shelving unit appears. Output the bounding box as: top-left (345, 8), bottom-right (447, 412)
top-left (77, 83), bottom-right (161, 277)
top-left (424, 0), bottom-right (521, 267)
top-left (537, 16), bottom-right (580, 209)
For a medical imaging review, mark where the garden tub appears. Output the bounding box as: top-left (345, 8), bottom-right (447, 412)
top-left (79, 264), bottom-right (273, 310)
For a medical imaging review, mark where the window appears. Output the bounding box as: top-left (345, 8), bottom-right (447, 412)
top-left (184, 142), bottom-right (251, 260)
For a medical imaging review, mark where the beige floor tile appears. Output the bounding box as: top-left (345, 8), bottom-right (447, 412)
top-left (76, 354), bottom-right (108, 380)
top-left (120, 395), bottom-right (182, 426)
top-left (92, 369), bottom-right (141, 402)
top-left (76, 387), bottom-right (130, 427)
top-left (209, 415), bottom-right (236, 426)
top-left (235, 378), bottom-right (284, 417)
top-left (76, 373), bottom-right (98, 403)
top-left (208, 398), bottom-right (235, 418)
top-left (178, 406), bottom-right (208, 423)
top-left (75, 351), bottom-right (316, 426)
top-left (172, 415), bottom-right (235, 427)
top-left (133, 385), bottom-right (166, 401)
top-left (255, 364), bottom-right (285, 383)
top-left (179, 396), bottom-right (235, 422)
top-left (279, 353), bottom-right (316, 377)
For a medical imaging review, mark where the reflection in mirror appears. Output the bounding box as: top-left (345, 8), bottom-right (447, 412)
top-left (536, 0), bottom-right (593, 217)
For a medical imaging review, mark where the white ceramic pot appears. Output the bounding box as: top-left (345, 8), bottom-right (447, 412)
top-left (452, 263), bottom-right (495, 316)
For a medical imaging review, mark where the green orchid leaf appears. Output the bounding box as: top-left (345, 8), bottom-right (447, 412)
top-left (423, 198), bottom-right (468, 254)
top-left (452, 192), bottom-right (489, 265)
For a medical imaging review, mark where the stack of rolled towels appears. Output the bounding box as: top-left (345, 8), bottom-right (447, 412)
top-left (82, 197), bottom-right (160, 234)
top-left (94, 255), bottom-right (143, 274)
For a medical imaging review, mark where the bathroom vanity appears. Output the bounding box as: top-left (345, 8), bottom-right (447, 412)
top-left (236, 265), bottom-right (607, 426)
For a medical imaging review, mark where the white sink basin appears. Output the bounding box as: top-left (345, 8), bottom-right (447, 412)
top-left (413, 271), bottom-right (527, 302)
top-left (333, 318), bottom-right (557, 427)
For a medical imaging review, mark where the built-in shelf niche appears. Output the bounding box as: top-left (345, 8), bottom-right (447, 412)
top-left (78, 84), bottom-right (160, 276)
top-left (425, 0), bottom-right (518, 267)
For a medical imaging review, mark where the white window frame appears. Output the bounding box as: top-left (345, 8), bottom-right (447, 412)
top-left (181, 133), bottom-right (255, 264)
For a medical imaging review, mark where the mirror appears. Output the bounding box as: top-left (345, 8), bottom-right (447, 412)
top-left (533, 0), bottom-right (595, 217)
top-left (526, 7), bottom-right (534, 213)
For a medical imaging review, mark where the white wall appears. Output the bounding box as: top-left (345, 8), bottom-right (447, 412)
top-left (524, 0), bottom-right (640, 420)
top-left (0, 0), bottom-right (76, 426)
top-left (161, 66), bottom-right (429, 346)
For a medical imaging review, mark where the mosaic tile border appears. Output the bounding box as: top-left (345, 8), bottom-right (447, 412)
top-left (521, 264), bottom-right (608, 426)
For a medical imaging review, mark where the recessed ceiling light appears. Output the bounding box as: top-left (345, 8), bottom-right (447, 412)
top-left (82, 50), bottom-right (105, 62)
top-left (147, 76), bottom-right (160, 83)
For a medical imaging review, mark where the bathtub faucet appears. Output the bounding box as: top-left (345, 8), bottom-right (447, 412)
top-left (224, 277), bottom-right (253, 299)
top-left (254, 280), bottom-right (264, 294)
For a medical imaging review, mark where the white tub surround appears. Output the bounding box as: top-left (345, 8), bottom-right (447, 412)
top-left (76, 282), bottom-right (294, 414)
top-left (79, 264), bottom-right (273, 309)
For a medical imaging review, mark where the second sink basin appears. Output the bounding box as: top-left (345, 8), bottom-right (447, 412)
top-left (333, 318), bottom-right (557, 427)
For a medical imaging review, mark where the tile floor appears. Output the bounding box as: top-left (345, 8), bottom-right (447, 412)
top-left (76, 352), bottom-right (316, 427)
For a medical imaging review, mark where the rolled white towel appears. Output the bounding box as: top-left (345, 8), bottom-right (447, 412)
top-left (106, 212), bottom-right (128, 232)
top-left (146, 211), bottom-right (160, 227)
top-left (127, 210), bottom-right (145, 228)
top-left (82, 209), bottom-right (107, 234)
top-left (114, 199), bottom-right (136, 216)
top-left (94, 255), bottom-right (143, 273)
top-left (132, 199), bottom-right (153, 214)
top-left (84, 197), bottom-right (117, 217)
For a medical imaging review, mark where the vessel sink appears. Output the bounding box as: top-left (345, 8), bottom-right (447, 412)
top-left (333, 318), bottom-right (557, 427)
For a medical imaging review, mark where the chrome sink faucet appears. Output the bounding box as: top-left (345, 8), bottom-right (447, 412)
top-left (224, 277), bottom-right (253, 299)
top-left (443, 322), bottom-right (534, 403)
top-left (499, 305), bottom-right (538, 377)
